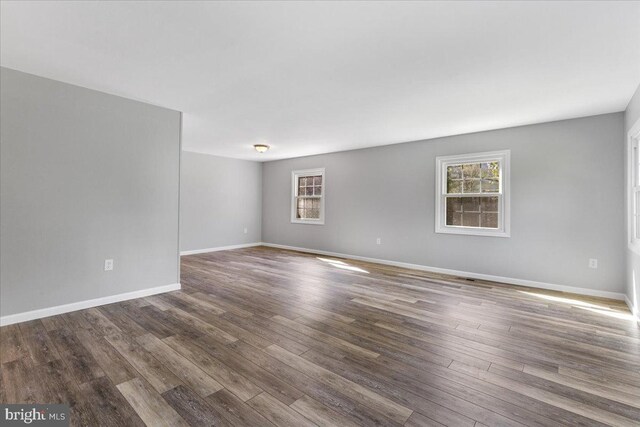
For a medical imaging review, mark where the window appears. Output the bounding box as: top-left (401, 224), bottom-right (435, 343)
top-left (628, 119), bottom-right (640, 254)
top-left (435, 150), bottom-right (510, 237)
top-left (291, 168), bottom-right (325, 224)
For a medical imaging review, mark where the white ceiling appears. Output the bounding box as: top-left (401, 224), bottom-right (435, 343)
top-left (2, 1), bottom-right (639, 161)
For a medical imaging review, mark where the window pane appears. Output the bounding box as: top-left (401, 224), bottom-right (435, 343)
top-left (447, 197), bottom-right (463, 213)
top-left (478, 161), bottom-right (500, 193)
top-left (462, 163), bottom-right (480, 178)
top-left (481, 161), bottom-right (500, 178)
top-left (463, 179), bottom-right (480, 193)
top-left (296, 199), bottom-right (308, 218)
top-left (481, 178), bottom-right (499, 193)
top-left (439, 154), bottom-right (505, 234)
top-left (296, 197), bottom-right (322, 220)
top-left (462, 197), bottom-right (480, 212)
top-left (293, 171), bottom-right (324, 222)
top-left (445, 198), bottom-right (462, 225)
top-left (446, 210), bottom-right (462, 226)
top-left (296, 199), bottom-right (304, 219)
top-left (298, 175), bottom-right (323, 197)
top-left (462, 213), bottom-right (480, 227)
top-left (447, 165), bottom-right (462, 180)
top-left (445, 199), bottom-right (460, 226)
top-left (446, 196), bottom-right (499, 228)
top-left (480, 196), bottom-right (499, 212)
top-left (447, 180), bottom-right (462, 193)
top-left (296, 196), bottom-right (305, 218)
top-left (481, 212), bottom-right (498, 228)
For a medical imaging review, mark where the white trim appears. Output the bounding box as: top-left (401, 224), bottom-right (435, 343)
top-left (262, 242), bottom-right (625, 300)
top-left (0, 283), bottom-right (181, 326)
top-left (291, 168), bottom-right (325, 225)
top-left (435, 150), bottom-right (510, 237)
top-left (627, 118), bottom-right (640, 256)
top-left (177, 112), bottom-right (183, 287)
top-left (180, 242), bottom-right (262, 256)
top-left (626, 295), bottom-right (640, 324)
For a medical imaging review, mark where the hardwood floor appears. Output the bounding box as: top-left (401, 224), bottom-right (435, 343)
top-left (1, 246), bottom-right (639, 426)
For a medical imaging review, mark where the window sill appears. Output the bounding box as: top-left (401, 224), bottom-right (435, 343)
top-left (291, 219), bottom-right (325, 225)
top-left (436, 226), bottom-right (510, 238)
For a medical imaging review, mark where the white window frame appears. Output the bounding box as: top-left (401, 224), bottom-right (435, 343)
top-left (435, 150), bottom-right (510, 237)
top-left (627, 118), bottom-right (640, 255)
top-left (291, 168), bottom-right (325, 225)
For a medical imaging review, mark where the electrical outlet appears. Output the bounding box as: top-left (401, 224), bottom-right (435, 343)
top-left (244, 227), bottom-right (248, 234)
top-left (376, 237), bottom-right (381, 245)
top-left (104, 259), bottom-right (114, 271)
top-left (588, 258), bottom-right (598, 269)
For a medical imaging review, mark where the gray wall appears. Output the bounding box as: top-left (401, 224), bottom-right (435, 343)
top-left (0, 68), bottom-right (181, 317)
top-left (180, 151), bottom-right (262, 252)
top-left (263, 113), bottom-right (625, 295)
top-left (625, 84), bottom-right (640, 316)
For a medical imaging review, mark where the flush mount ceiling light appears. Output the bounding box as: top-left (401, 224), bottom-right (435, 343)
top-left (253, 144), bottom-right (270, 153)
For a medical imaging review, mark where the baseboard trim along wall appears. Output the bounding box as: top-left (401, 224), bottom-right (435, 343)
top-left (0, 283), bottom-right (181, 326)
top-left (261, 242), bottom-right (627, 301)
top-left (180, 242), bottom-right (262, 256)
top-left (625, 296), bottom-right (640, 323)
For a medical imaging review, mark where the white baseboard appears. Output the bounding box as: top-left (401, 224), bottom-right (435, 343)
top-left (0, 283), bottom-right (181, 326)
top-left (262, 242), bottom-right (626, 301)
top-left (626, 295), bottom-right (640, 323)
top-left (180, 242), bottom-right (262, 256)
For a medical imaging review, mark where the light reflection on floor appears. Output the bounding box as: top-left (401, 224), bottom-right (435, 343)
top-left (518, 291), bottom-right (635, 321)
top-left (575, 306), bottom-right (636, 320)
top-left (316, 257), bottom-right (369, 273)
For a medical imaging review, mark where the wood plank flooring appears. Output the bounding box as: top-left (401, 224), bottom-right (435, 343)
top-left (1, 246), bottom-right (639, 426)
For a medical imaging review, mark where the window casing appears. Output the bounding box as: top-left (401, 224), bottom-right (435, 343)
top-left (435, 150), bottom-right (510, 237)
top-left (291, 168), bottom-right (325, 224)
top-left (628, 119), bottom-right (640, 255)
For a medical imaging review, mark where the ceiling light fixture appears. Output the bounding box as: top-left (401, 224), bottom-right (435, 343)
top-left (253, 144), bottom-right (270, 153)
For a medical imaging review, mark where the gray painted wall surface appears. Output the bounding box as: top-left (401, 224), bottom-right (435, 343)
top-left (263, 113), bottom-right (625, 294)
top-left (625, 84), bottom-right (640, 314)
top-left (0, 68), bottom-right (181, 316)
top-left (180, 151), bottom-right (262, 251)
